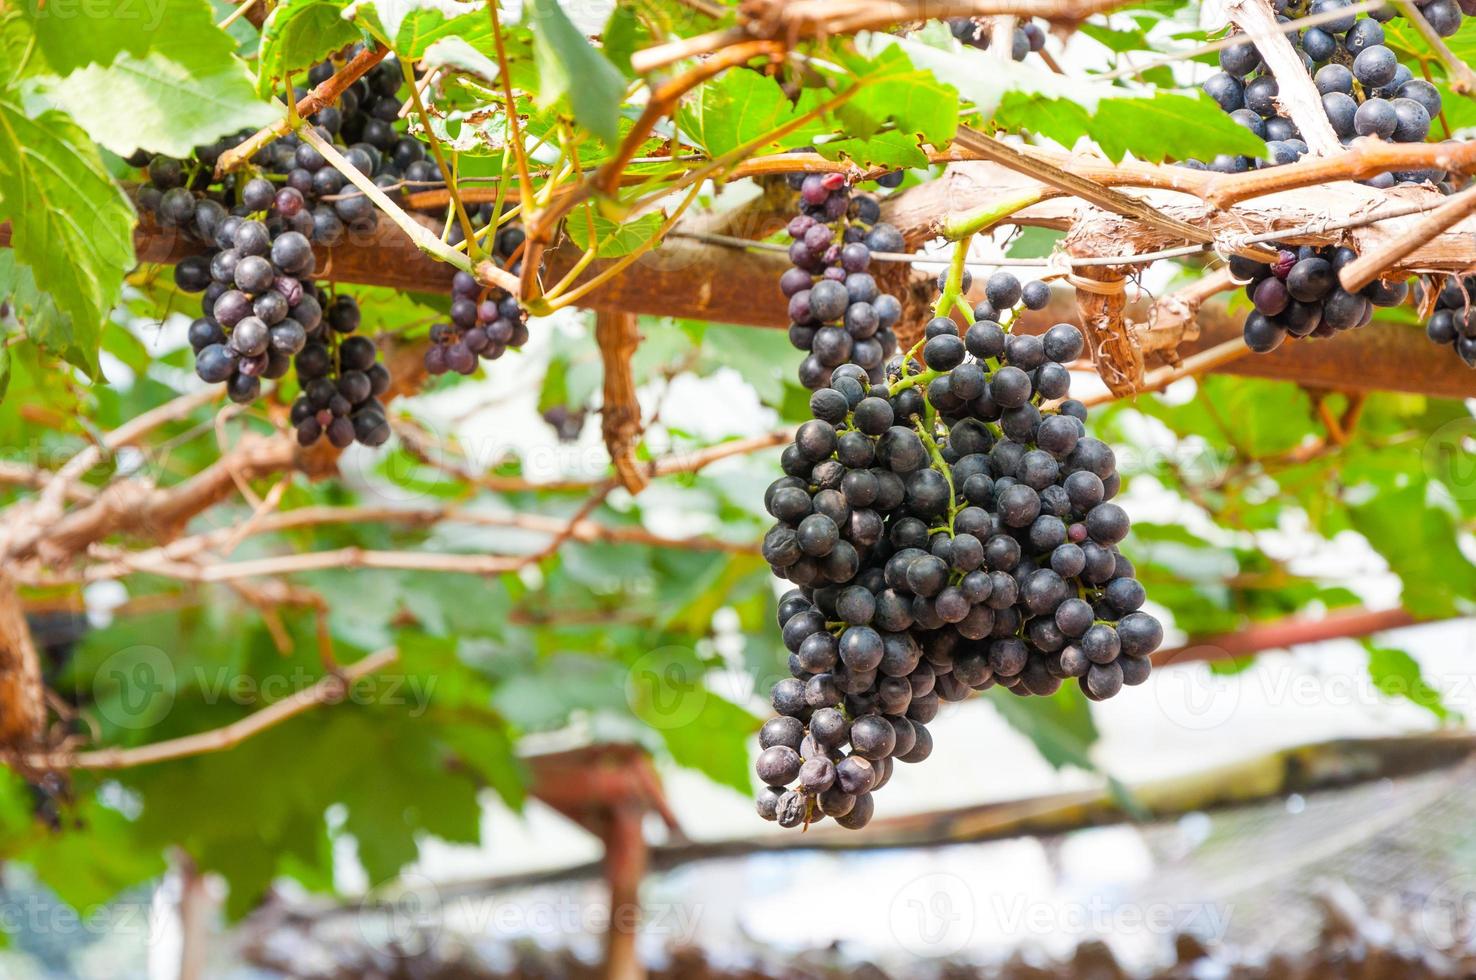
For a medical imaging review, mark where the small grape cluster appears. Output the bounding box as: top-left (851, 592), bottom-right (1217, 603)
top-left (1421, 276), bottom-right (1476, 367)
top-left (1231, 245), bottom-right (1407, 353)
top-left (135, 49), bottom-right (418, 249)
top-left (755, 285), bottom-right (1162, 830)
top-left (423, 229), bottom-right (530, 377)
top-left (947, 17), bottom-right (1047, 60)
top-left (1198, 2), bottom-right (1442, 179)
top-left (286, 296), bottom-right (392, 448)
top-left (781, 176), bottom-right (907, 389)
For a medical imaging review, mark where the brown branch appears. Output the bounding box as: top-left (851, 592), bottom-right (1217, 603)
top-left (1338, 180), bottom-right (1476, 293)
top-left (950, 128), bottom-right (1279, 262)
top-left (215, 45), bottom-right (389, 177)
top-left (1151, 607), bottom-right (1422, 666)
top-left (1081, 337), bottom-right (1252, 408)
top-left (15, 648), bottom-right (398, 771)
top-left (632, 0), bottom-right (1131, 72)
top-left (1224, 0), bottom-right (1342, 155)
top-left (596, 311), bottom-right (648, 495)
top-left (0, 573), bottom-right (43, 748)
top-left (1203, 137), bottom-right (1476, 207)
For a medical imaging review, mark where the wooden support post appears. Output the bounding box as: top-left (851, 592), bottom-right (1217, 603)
top-left (601, 803), bottom-right (648, 980)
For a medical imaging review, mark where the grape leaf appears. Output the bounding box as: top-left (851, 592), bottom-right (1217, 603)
top-left (1349, 480), bottom-right (1476, 619)
top-left (524, 0), bottom-right (623, 143)
top-left (989, 685), bottom-right (1099, 771)
top-left (1090, 92), bottom-right (1266, 163)
top-left (1363, 639), bottom-right (1453, 721)
top-left (565, 209), bottom-right (664, 258)
top-left (256, 0), bottom-right (361, 97)
top-left (818, 130), bottom-right (929, 169)
top-left (347, 0), bottom-right (493, 59)
top-left (421, 35), bottom-right (500, 83)
top-left (17, 0), bottom-right (230, 75)
top-left (0, 95), bottom-right (135, 379)
top-left (838, 43), bottom-right (959, 146)
top-left (659, 690), bottom-right (761, 797)
top-left (679, 68), bottom-right (825, 158)
top-left (42, 48), bottom-right (276, 158)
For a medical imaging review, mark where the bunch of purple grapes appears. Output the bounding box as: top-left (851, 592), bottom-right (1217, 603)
top-left (781, 174), bottom-right (906, 390)
top-left (1195, 2), bottom-right (1443, 179)
top-left (424, 226), bottom-right (529, 377)
top-left (1233, 245), bottom-right (1407, 352)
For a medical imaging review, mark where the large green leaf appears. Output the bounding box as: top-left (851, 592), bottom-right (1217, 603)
top-left (1364, 640), bottom-right (1453, 721)
top-left (0, 96), bottom-right (135, 378)
top-left (42, 47), bottom-right (276, 157)
top-left (17, 0), bottom-right (231, 74)
top-left (1349, 479), bottom-right (1476, 618)
top-left (347, 0), bottom-right (493, 59)
top-left (525, 0), bottom-right (623, 143)
top-left (679, 68), bottom-right (825, 158)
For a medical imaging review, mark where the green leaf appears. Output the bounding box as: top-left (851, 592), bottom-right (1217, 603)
top-left (817, 130), bottom-right (928, 169)
top-left (352, 0), bottom-right (494, 59)
top-left (988, 685), bottom-right (1099, 771)
top-left (1349, 480), bottom-right (1476, 619)
top-left (42, 48), bottom-right (277, 158)
top-left (1089, 92), bottom-right (1266, 163)
top-left (18, 0), bottom-right (227, 75)
top-left (1363, 639), bottom-right (1453, 721)
top-left (565, 209), bottom-right (664, 258)
top-left (0, 96), bottom-right (136, 379)
top-left (525, 0), bottom-right (623, 143)
top-left (838, 44), bottom-right (958, 146)
top-left (421, 35), bottom-right (500, 83)
top-left (680, 68), bottom-right (825, 158)
top-left (257, 0), bottom-right (361, 97)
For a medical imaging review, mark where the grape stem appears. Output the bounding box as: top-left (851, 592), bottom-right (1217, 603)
top-left (939, 189), bottom-right (1045, 241)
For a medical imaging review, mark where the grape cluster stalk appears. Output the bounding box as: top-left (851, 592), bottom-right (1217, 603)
top-left (755, 271), bottom-right (1163, 831)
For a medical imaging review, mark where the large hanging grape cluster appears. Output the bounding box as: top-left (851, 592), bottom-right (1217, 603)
top-left (755, 275), bottom-right (1163, 831)
top-left (1421, 276), bottom-right (1476, 367)
top-left (1197, 3), bottom-right (1443, 177)
top-left (1232, 244), bottom-right (1408, 352)
top-left (947, 16), bottom-right (1047, 60)
top-left (781, 175), bottom-right (906, 389)
top-left (134, 50), bottom-right (419, 447)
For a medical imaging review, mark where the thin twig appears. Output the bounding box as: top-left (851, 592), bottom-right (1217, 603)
top-left (216, 45), bottom-right (388, 177)
top-left (15, 648), bottom-right (398, 771)
top-left (1392, 0), bottom-right (1476, 94)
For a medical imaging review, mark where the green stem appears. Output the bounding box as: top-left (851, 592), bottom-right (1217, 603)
top-left (939, 189), bottom-right (1045, 241)
top-left (916, 420), bottom-right (957, 535)
top-left (888, 367), bottom-right (941, 397)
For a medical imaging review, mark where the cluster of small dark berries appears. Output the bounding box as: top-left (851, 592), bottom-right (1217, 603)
top-left (1231, 245), bottom-right (1407, 353)
top-left (424, 229), bottom-right (529, 377)
top-left (948, 17), bottom-right (1047, 60)
top-left (781, 175), bottom-right (906, 389)
top-left (286, 296), bottom-right (391, 447)
top-left (1196, 2), bottom-right (1443, 179)
top-left (755, 290), bottom-right (1162, 831)
top-left (1421, 276), bottom-right (1476, 367)
top-left (134, 49), bottom-right (420, 249)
